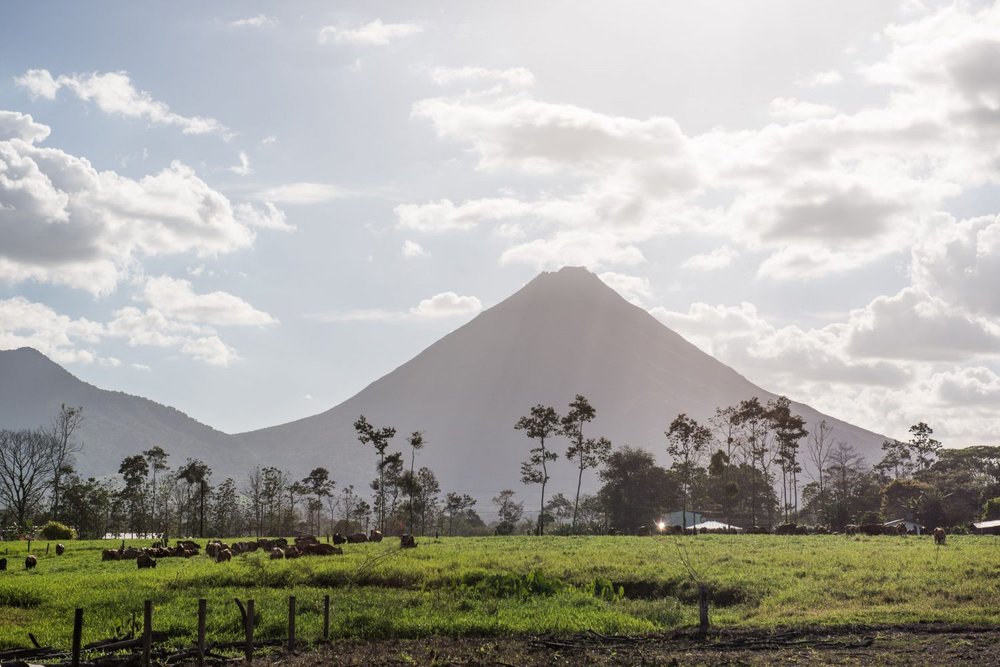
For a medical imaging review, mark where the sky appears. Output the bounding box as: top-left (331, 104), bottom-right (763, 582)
top-left (1, 1), bottom-right (999, 446)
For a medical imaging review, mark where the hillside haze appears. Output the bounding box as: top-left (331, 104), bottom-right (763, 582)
top-left (237, 267), bottom-right (886, 499)
top-left (0, 347), bottom-right (238, 475)
top-left (0, 268), bottom-right (887, 501)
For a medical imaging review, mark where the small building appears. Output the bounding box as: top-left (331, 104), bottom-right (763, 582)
top-left (884, 518), bottom-right (923, 535)
top-left (972, 519), bottom-right (1000, 535)
top-left (690, 520), bottom-right (742, 532)
top-left (663, 510), bottom-right (704, 528)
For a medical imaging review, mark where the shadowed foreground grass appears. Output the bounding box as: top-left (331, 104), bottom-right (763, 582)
top-left (0, 534), bottom-right (997, 649)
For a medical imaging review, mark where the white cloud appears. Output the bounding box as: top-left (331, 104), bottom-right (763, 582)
top-left (0, 297), bottom-right (105, 365)
top-left (395, 197), bottom-right (531, 233)
top-left (261, 135), bottom-right (277, 145)
top-left (16, 69), bottom-right (233, 139)
top-left (400, 240), bottom-right (428, 258)
top-left (318, 19), bottom-right (422, 46)
top-left (0, 113), bottom-right (265, 294)
top-left (597, 272), bottom-right (652, 305)
top-left (845, 287), bottom-right (1000, 362)
top-left (430, 66), bottom-right (535, 89)
top-left (140, 276), bottom-right (278, 327)
top-left (234, 202), bottom-right (293, 231)
top-left (310, 291), bottom-right (482, 323)
top-left (911, 214), bottom-right (1000, 317)
top-left (500, 230), bottom-right (646, 271)
top-left (256, 182), bottom-right (348, 205)
top-left (767, 97), bottom-right (838, 121)
top-left (106, 306), bottom-right (241, 367)
top-left (798, 69), bottom-right (844, 87)
top-left (409, 292), bottom-right (482, 318)
top-left (229, 15), bottom-right (277, 29)
top-left (227, 151), bottom-right (252, 176)
top-left (681, 246), bottom-right (737, 272)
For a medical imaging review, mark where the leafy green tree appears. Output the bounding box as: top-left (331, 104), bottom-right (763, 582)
top-left (598, 446), bottom-right (676, 534)
top-left (561, 395), bottom-right (611, 532)
top-left (517, 404), bottom-right (561, 536)
top-left (404, 431), bottom-right (425, 532)
top-left (415, 467), bottom-right (440, 535)
top-left (176, 459), bottom-right (212, 538)
top-left (983, 497), bottom-right (1000, 521)
top-left (770, 397), bottom-right (807, 522)
top-left (301, 467), bottom-right (335, 535)
top-left (875, 438), bottom-right (912, 482)
top-left (118, 454), bottom-right (149, 535)
top-left (444, 492), bottom-right (476, 535)
top-left (354, 415), bottom-right (397, 532)
top-left (492, 488), bottom-right (523, 533)
top-left (665, 413), bottom-right (712, 532)
top-left (143, 446), bottom-right (168, 533)
top-left (908, 422), bottom-right (942, 474)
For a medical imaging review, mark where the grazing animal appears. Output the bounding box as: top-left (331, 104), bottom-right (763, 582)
top-left (347, 533), bottom-right (368, 544)
top-left (101, 549), bottom-right (119, 561)
top-left (295, 535), bottom-right (320, 547)
top-left (934, 527), bottom-right (946, 545)
top-left (775, 523), bottom-right (797, 535)
top-left (216, 549), bottom-right (232, 563)
top-left (55, 543), bottom-right (65, 556)
top-left (332, 533), bottom-right (347, 545)
top-left (400, 534), bottom-right (417, 549)
top-left (24, 555), bottom-right (37, 570)
top-left (284, 546), bottom-right (302, 559)
top-left (0, 557), bottom-right (6, 571)
top-left (121, 547), bottom-right (144, 560)
top-left (636, 525), bottom-right (650, 537)
top-left (303, 543), bottom-right (342, 556)
top-left (136, 554), bottom-right (156, 569)
top-left (369, 530), bottom-right (383, 543)
top-left (270, 548), bottom-right (284, 560)
top-left (845, 525), bottom-right (858, 536)
top-left (897, 523), bottom-right (908, 536)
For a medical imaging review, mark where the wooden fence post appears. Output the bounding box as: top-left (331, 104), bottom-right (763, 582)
top-left (142, 600), bottom-right (152, 667)
top-left (244, 599), bottom-right (254, 663)
top-left (698, 584), bottom-right (709, 634)
top-left (71, 608), bottom-right (83, 667)
top-left (322, 594), bottom-right (330, 641)
top-left (197, 598), bottom-right (207, 667)
top-left (287, 595), bottom-right (296, 652)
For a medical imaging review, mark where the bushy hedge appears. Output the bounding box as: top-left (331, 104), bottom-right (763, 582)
top-left (40, 521), bottom-right (76, 540)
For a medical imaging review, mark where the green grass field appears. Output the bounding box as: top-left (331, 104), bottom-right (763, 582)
top-left (0, 535), bottom-right (998, 650)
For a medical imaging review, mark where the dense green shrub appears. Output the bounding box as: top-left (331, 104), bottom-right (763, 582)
top-left (40, 520), bottom-right (76, 540)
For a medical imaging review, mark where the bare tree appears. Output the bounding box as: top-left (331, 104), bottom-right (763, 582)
top-left (805, 420), bottom-right (834, 515)
top-left (47, 404), bottom-right (84, 520)
top-left (0, 429), bottom-right (55, 528)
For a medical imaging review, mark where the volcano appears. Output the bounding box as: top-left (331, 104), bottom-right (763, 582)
top-left (0, 267), bottom-right (886, 501)
top-left (236, 267), bottom-right (886, 499)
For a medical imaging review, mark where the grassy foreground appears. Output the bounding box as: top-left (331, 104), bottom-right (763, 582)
top-left (0, 534), bottom-right (998, 650)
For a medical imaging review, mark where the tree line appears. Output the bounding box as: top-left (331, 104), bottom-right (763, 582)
top-left (3, 398), bottom-right (999, 538)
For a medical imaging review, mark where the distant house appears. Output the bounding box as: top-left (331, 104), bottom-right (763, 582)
top-left (690, 520), bottom-right (743, 532)
top-left (883, 518), bottom-right (923, 535)
top-left (972, 519), bottom-right (1000, 535)
top-left (663, 510), bottom-right (704, 528)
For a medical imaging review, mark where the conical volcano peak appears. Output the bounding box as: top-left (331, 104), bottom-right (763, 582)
top-left (516, 266), bottom-right (622, 305)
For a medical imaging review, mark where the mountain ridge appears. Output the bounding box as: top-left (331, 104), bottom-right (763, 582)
top-left (0, 267), bottom-right (888, 502)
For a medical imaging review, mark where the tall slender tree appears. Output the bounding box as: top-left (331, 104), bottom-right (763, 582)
top-left (516, 404), bottom-right (560, 536)
top-left (46, 404), bottom-right (84, 520)
top-left (354, 415), bottom-right (396, 532)
top-left (404, 431), bottom-right (425, 532)
top-left (561, 395), bottom-right (611, 532)
top-left (176, 459), bottom-right (211, 538)
top-left (665, 413), bottom-right (712, 533)
top-left (143, 446), bottom-right (168, 534)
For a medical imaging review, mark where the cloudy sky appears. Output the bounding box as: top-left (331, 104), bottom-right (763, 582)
top-left (2, 1), bottom-right (999, 445)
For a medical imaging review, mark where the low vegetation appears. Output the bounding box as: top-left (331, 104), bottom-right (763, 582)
top-left (1, 534), bottom-right (999, 650)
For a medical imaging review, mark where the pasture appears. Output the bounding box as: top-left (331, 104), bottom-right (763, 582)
top-left (0, 535), bottom-right (998, 651)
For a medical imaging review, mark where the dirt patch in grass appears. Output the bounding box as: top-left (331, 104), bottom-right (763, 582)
top-left (256, 624), bottom-right (1000, 666)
